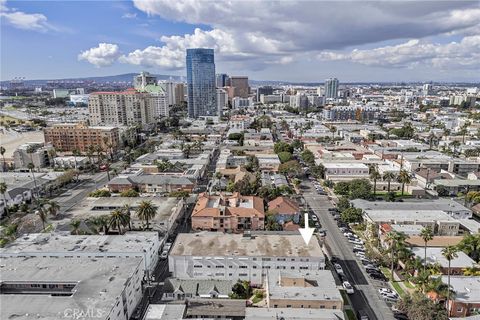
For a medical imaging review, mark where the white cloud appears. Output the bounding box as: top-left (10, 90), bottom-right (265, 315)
top-left (122, 12), bottom-right (137, 19)
top-left (78, 43), bottom-right (121, 67)
top-left (0, 0), bottom-right (55, 32)
top-left (126, 0), bottom-right (480, 72)
top-left (317, 36), bottom-right (480, 70)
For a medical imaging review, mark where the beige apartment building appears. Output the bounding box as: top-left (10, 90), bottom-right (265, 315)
top-left (44, 123), bottom-right (120, 153)
top-left (88, 88), bottom-right (160, 126)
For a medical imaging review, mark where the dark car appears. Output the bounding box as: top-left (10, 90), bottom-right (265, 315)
top-left (353, 248), bottom-right (366, 254)
top-left (393, 313), bottom-right (409, 320)
top-left (369, 272), bottom-right (387, 281)
top-left (328, 208), bottom-right (338, 212)
top-left (365, 267), bottom-right (380, 274)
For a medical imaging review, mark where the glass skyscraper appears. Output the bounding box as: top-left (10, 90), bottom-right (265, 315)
top-left (186, 48), bottom-right (217, 118)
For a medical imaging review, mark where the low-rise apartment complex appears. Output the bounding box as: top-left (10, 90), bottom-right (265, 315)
top-left (191, 192), bottom-right (265, 232)
top-left (168, 232), bottom-right (325, 285)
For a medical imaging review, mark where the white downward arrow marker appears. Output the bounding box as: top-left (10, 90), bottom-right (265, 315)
top-left (299, 212), bottom-right (315, 245)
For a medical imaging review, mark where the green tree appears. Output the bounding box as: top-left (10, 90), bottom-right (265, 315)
top-left (334, 182), bottom-right (350, 196)
top-left (385, 231), bottom-right (408, 281)
top-left (277, 151), bottom-right (293, 163)
top-left (442, 245), bottom-right (458, 316)
top-left (397, 169), bottom-right (412, 196)
top-left (369, 164), bottom-right (381, 198)
top-left (457, 233), bottom-right (480, 263)
top-left (47, 201), bottom-right (60, 218)
top-left (120, 189), bottom-right (140, 197)
top-left (136, 200), bottom-right (157, 230)
top-left (36, 207), bottom-right (48, 231)
top-left (0, 182), bottom-right (8, 216)
top-left (70, 219), bottom-right (81, 235)
top-left (383, 172), bottom-right (396, 193)
top-left (274, 141), bottom-right (293, 154)
top-left (420, 226), bottom-right (434, 273)
top-left (245, 155), bottom-right (259, 172)
top-left (340, 207), bottom-right (363, 223)
top-left (349, 179), bottom-right (372, 200)
top-left (337, 196), bottom-right (351, 212)
top-left (300, 149), bottom-right (315, 165)
top-left (109, 209), bottom-right (128, 234)
top-left (230, 280), bottom-right (253, 299)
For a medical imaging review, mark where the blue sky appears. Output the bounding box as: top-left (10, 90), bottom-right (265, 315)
top-left (1, 0), bottom-right (479, 82)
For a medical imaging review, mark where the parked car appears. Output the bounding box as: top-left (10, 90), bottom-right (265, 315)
top-left (342, 281), bottom-right (354, 294)
top-left (353, 244), bottom-right (365, 250)
top-left (393, 312), bottom-right (409, 320)
top-left (369, 272), bottom-right (387, 281)
top-left (378, 288), bottom-right (396, 295)
top-left (333, 263), bottom-right (344, 275)
top-left (311, 215), bottom-right (318, 221)
top-left (160, 251), bottom-right (168, 259)
top-left (355, 251), bottom-right (366, 257)
top-left (357, 310), bottom-right (370, 320)
top-left (353, 248), bottom-right (366, 254)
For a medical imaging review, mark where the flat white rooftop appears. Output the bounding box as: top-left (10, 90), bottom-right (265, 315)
top-left (170, 232), bottom-right (323, 258)
top-left (245, 308), bottom-right (345, 320)
top-left (0, 231), bottom-right (158, 256)
top-left (411, 247), bottom-right (475, 268)
top-left (364, 209), bottom-right (457, 223)
top-left (0, 257), bottom-right (143, 320)
top-left (323, 162), bottom-right (368, 169)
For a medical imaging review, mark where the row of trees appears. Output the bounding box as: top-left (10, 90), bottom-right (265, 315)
top-left (72, 200), bottom-right (158, 235)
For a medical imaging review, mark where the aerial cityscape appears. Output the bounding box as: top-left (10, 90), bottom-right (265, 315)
top-left (1, 1), bottom-right (480, 320)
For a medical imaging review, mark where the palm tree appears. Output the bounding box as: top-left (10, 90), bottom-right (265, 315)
top-left (329, 125), bottom-right (337, 140)
top-left (397, 169), bottom-right (411, 196)
top-left (442, 245), bottom-right (458, 316)
top-left (0, 182), bottom-right (8, 216)
top-left (181, 143), bottom-right (192, 159)
top-left (47, 201), bottom-right (60, 218)
top-left (460, 122), bottom-right (470, 144)
top-left (70, 219), bottom-right (81, 235)
top-left (27, 162), bottom-right (39, 200)
top-left (413, 269), bottom-right (431, 293)
top-left (122, 204), bottom-right (133, 230)
top-left (450, 140), bottom-right (461, 154)
top-left (0, 146), bottom-right (6, 171)
top-left (47, 148), bottom-right (57, 168)
top-left (136, 200), bottom-right (157, 230)
top-left (457, 233), bottom-right (480, 263)
top-left (420, 226), bottom-right (434, 272)
top-left (369, 165), bottom-right (381, 198)
top-left (72, 149), bottom-right (81, 169)
top-left (109, 209), bottom-right (128, 234)
top-left (383, 172), bottom-right (396, 193)
top-left (36, 207), bottom-right (48, 231)
top-left (385, 231), bottom-right (408, 281)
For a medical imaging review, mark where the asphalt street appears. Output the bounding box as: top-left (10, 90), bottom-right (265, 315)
top-left (302, 180), bottom-right (395, 320)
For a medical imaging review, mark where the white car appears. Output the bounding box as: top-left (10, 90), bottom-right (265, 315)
top-left (342, 281), bottom-right (355, 294)
top-left (354, 244), bottom-right (365, 250)
top-left (355, 251), bottom-right (366, 257)
top-left (349, 239), bottom-right (364, 245)
top-left (333, 263), bottom-right (344, 275)
top-left (160, 251), bottom-right (168, 259)
top-left (311, 215), bottom-right (318, 221)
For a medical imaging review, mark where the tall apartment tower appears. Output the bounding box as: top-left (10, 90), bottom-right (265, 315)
top-left (133, 72), bottom-right (157, 91)
top-left (174, 83), bottom-right (186, 104)
top-left (159, 80), bottom-right (176, 106)
top-left (229, 76), bottom-right (249, 98)
top-left (324, 78), bottom-right (339, 99)
top-left (186, 48), bottom-right (217, 118)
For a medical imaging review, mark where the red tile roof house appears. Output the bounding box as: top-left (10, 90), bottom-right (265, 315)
top-left (267, 196), bottom-right (301, 224)
top-left (191, 192), bottom-right (265, 233)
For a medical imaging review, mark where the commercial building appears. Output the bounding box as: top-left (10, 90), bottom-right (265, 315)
top-left (43, 122), bottom-right (120, 153)
top-left (13, 142), bottom-right (53, 169)
top-left (228, 76), bottom-right (249, 99)
top-left (0, 231), bottom-right (160, 274)
top-left (186, 48), bottom-right (217, 118)
top-left (0, 257), bottom-right (144, 320)
top-left (290, 94), bottom-right (309, 110)
top-left (216, 73), bottom-right (229, 88)
top-left (266, 270), bottom-right (343, 310)
top-left (134, 71), bottom-right (157, 91)
top-left (324, 78), bottom-right (339, 99)
top-left (168, 232), bottom-right (325, 285)
top-left (323, 162), bottom-right (369, 181)
top-left (323, 105), bottom-right (378, 122)
top-left (107, 174), bottom-right (194, 194)
top-left (256, 86), bottom-right (273, 102)
top-left (232, 97), bottom-right (253, 109)
top-left (88, 89), bottom-right (158, 126)
top-left (191, 192), bottom-right (265, 232)
top-left (69, 93), bottom-right (89, 106)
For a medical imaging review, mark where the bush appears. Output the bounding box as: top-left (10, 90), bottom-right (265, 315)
top-left (120, 189), bottom-right (139, 197)
top-left (278, 151), bottom-right (293, 163)
top-left (89, 189), bottom-right (111, 197)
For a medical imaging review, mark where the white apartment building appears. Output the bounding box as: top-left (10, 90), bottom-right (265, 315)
top-left (159, 80), bottom-right (176, 106)
top-left (168, 232), bottom-right (326, 285)
top-left (0, 232), bottom-right (160, 275)
top-left (0, 257), bottom-right (144, 320)
top-left (323, 162), bottom-right (369, 181)
top-left (149, 92), bottom-right (169, 118)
